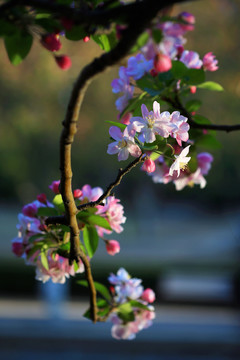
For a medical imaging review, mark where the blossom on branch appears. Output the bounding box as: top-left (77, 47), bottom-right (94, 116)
top-left (169, 145), bottom-right (191, 177)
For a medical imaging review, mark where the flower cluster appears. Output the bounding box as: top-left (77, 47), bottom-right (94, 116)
top-left (108, 268), bottom-right (155, 340)
top-left (12, 181), bottom-right (126, 283)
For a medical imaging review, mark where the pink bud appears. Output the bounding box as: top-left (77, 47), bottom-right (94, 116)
top-left (55, 55), bottom-right (72, 70)
top-left (121, 112), bottom-right (132, 125)
top-left (83, 36), bottom-right (90, 43)
top-left (105, 240), bottom-right (120, 256)
top-left (49, 180), bottom-right (60, 194)
top-left (37, 193), bottom-right (47, 204)
top-left (12, 241), bottom-right (24, 257)
top-left (190, 86), bottom-right (197, 94)
top-left (150, 68), bottom-right (158, 77)
top-left (41, 33), bottom-right (62, 52)
top-left (141, 288), bottom-right (156, 303)
top-left (74, 189), bottom-right (83, 198)
top-left (142, 158), bottom-right (156, 173)
top-left (154, 53), bottom-right (172, 73)
top-left (22, 203), bottom-right (38, 217)
top-left (178, 12), bottom-right (195, 32)
top-left (176, 45), bottom-right (184, 57)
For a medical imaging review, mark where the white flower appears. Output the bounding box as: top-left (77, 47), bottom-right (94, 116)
top-left (169, 145), bottom-right (191, 177)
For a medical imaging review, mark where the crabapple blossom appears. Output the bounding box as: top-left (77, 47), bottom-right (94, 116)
top-left (174, 167), bottom-right (206, 191)
top-left (111, 67), bottom-right (134, 112)
top-left (107, 126), bottom-right (141, 161)
top-left (80, 184), bottom-right (103, 202)
top-left (126, 54), bottom-right (153, 80)
top-left (105, 240), bottom-right (120, 256)
top-left (97, 196), bottom-right (126, 235)
top-left (22, 203), bottom-right (38, 218)
top-left (129, 101), bottom-right (174, 143)
top-left (180, 50), bottom-right (202, 69)
top-left (197, 152), bottom-right (213, 175)
top-left (73, 188), bottom-right (83, 198)
top-left (170, 111), bottom-right (190, 146)
top-left (178, 12), bottom-right (195, 32)
top-left (37, 193), bottom-right (47, 204)
top-left (203, 52), bottom-right (219, 71)
top-left (169, 145), bottom-right (191, 177)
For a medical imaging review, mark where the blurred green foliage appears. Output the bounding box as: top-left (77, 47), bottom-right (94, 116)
top-left (0, 0), bottom-right (240, 207)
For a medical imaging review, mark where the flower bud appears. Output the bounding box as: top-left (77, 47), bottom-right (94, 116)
top-left (154, 53), bottom-right (172, 73)
top-left (141, 288), bottom-right (156, 303)
top-left (55, 55), bottom-right (72, 70)
top-left (190, 86), bottom-right (197, 94)
top-left (74, 189), bottom-right (83, 198)
top-left (49, 180), bottom-right (60, 194)
top-left (12, 240), bottom-right (24, 257)
top-left (41, 34), bottom-right (62, 52)
top-left (142, 158), bottom-right (156, 173)
top-left (37, 193), bottom-right (47, 204)
top-left (106, 240), bottom-right (120, 256)
top-left (83, 36), bottom-right (90, 43)
top-left (203, 52), bottom-right (218, 72)
top-left (121, 112), bottom-right (132, 125)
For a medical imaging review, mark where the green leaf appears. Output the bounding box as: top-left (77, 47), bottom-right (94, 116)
top-left (37, 207), bottom-right (58, 217)
top-left (83, 298), bottom-right (108, 320)
top-left (120, 92), bottom-right (147, 117)
top-left (0, 20), bottom-right (16, 37)
top-left (117, 303), bottom-right (135, 322)
top-left (185, 99), bottom-right (202, 112)
top-left (82, 225), bottom-right (99, 258)
top-left (197, 81), bottom-right (224, 91)
top-left (92, 31), bottom-right (117, 52)
top-left (129, 300), bottom-right (151, 311)
top-left (106, 121), bottom-right (126, 131)
top-left (78, 213), bottom-right (112, 230)
top-left (4, 31), bottom-right (33, 65)
top-left (53, 194), bottom-right (65, 213)
top-left (77, 280), bottom-right (112, 301)
top-left (28, 234), bottom-right (45, 243)
top-left (171, 60), bottom-right (188, 79)
top-left (184, 68), bottom-right (205, 85)
top-left (35, 18), bottom-right (60, 33)
top-left (65, 25), bottom-right (87, 41)
top-left (152, 28), bottom-right (163, 43)
top-left (131, 32), bottom-right (149, 53)
top-left (40, 251), bottom-right (49, 270)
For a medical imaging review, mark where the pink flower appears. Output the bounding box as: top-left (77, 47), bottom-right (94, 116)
top-left (107, 126), bottom-right (141, 161)
top-left (141, 288), bottom-right (156, 303)
top-left (106, 240), bottom-right (120, 256)
top-left (22, 203), bottom-right (38, 218)
top-left (154, 53), bottom-right (172, 73)
top-left (55, 55), bottom-right (72, 70)
top-left (97, 196), bottom-right (126, 235)
top-left (142, 158), bottom-right (156, 173)
top-left (170, 111), bottom-right (189, 146)
top-left (197, 152), bottom-right (213, 175)
top-left (49, 180), bottom-right (60, 194)
top-left (203, 52), bottom-right (218, 71)
top-left (174, 168), bottom-right (206, 191)
top-left (41, 34), bottom-right (62, 52)
top-left (120, 112), bottom-right (132, 125)
top-left (180, 50), bottom-right (202, 69)
top-left (81, 184), bottom-right (103, 202)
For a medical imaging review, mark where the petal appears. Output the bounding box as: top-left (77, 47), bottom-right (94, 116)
top-left (153, 101), bottom-right (160, 118)
top-left (141, 104), bottom-right (149, 119)
top-left (107, 142), bottom-right (119, 155)
top-left (118, 148), bottom-right (129, 161)
top-left (180, 145), bottom-right (191, 157)
top-left (109, 126), bottom-right (122, 141)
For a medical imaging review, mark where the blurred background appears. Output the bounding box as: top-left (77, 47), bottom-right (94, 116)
top-left (0, 0), bottom-right (240, 358)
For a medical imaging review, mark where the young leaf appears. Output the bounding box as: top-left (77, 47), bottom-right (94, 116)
top-left (197, 81), bottom-right (224, 91)
top-left (129, 300), bottom-right (151, 311)
top-left (4, 31), bottom-right (33, 65)
top-left (131, 32), bottom-right (149, 53)
top-left (40, 251), bottom-right (49, 270)
top-left (82, 225), bottom-right (99, 258)
top-left (117, 302), bottom-right (135, 322)
top-left (77, 280), bottom-right (112, 301)
top-left (92, 31), bottom-right (117, 52)
top-left (171, 60), bottom-right (188, 79)
top-left (53, 194), bottom-right (65, 213)
top-left (77, 212), bottom-right (112, 230)
top-left (184, 68), bottom-right (205, 85)
top-left (193, 114), bottom-right (212, 125)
